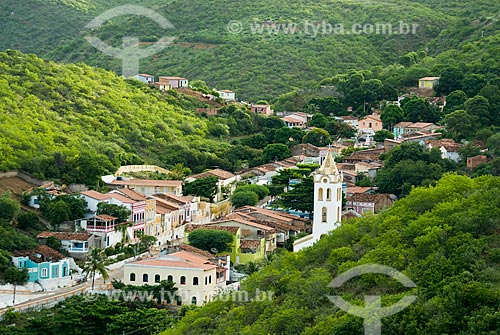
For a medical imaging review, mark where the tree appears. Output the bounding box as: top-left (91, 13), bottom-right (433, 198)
top-left (82, 248), bottom-right (109, 291)
top-left (465, 95), bottom-right (491, 127)
top-left (234, 184), bottom-right (269, 200)
top-left (308, 113), bottom-right (329, 128)
top-left (168, 163), bottom-right (192, 180)
top-left (183, 176), bottom-right (219, 202)
top-left (443, 90), bottom-right (468, 114)
top-left (302, 128), bottom-right (331, 147)
top-left (435, 67), bottom-right (464, 95)
top-left (443, 110), bottom-right (476, 140)
top-left (45, 200), bottom-right (71, 225)
top-left (373, 130), bottom-right (394, 142)
top-left (0, 192), bottom-right (20, 222)
top-left (96, 203), bottom-right (131, 223)
top-left (17, 211), bottom-right (40, 229)
top-left (4, 267), bottom-right (28, 305)
top-left (401, 97), bottom-right (440, 123)
top-left (46, 236), bottom-right (62, 252)
top-left (262, 144), bottom-right (291, 163)
top-left (231, 191), bottom-right (259, 208)
top-left (461, 74), bottom-right (486, 97)
top-left (280, 176), bottom-right (314, 213)
top-left (381, 105), bottom-right (404, 130)
top-left (138, 233), bottom-right (157, 254)
top-left (309, 97), bottom-right (342, 116)
top-left (187, 229), bottom-right (234, 253)
top-left (272, 127), bottom-right (305, 147)
top-left (241, 133), bottom-right (268, 149)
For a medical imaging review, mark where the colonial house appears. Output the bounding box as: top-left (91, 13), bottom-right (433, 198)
top-left (186, 169), bottom-right (239, 203)
top-left (393, 122), bottom-right (441, 139)
top-left (250, 104), bottom-right (273, 116)
top-left (336, 115), bottom-right (359, 129)
top-left (12, 245), bottom-right (73, 290)
top-left (76, 215), bottom-right (122, 248)
top-left (216, 90), bottom-right (236, 101)
top-left (108, 178), bottom-right (183, 196)
top-left (158, 76), bottom-right (189, 89)
top-left (151, 196), bottom-right (182, 246)
top-left (124, 250), bottom-right (226, 306)
top-left (358, 114), bottom-right (382, 134)
top-left (134, 74), bottom-right (155, 84)
top-left (418, 77), bottom-right (440, 89)
top-left (423, 139), bottom-right (462, 163)
top-left (80, 190), bottom-right (111, 216)
top-left (346, 193), bottom-right (395, 215)
top-left (281, 112), bottom-right (311, 128)
top-left (36, 232), bottom-right (95, 259)
top-left (154, 193), bottom-right (211, 225)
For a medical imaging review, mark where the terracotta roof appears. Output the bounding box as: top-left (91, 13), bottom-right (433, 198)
top-left (346, 187), bottom-right (373, 195)
top-left (179, 244), bottom-right (214, 258)
top-left (80, 190), bottom-right (110, 201)
top-left (220, 214), bottom-right (275, 231)
top-left (37, 231), bottom-right (92, 241)
top-left (12, 245), bottom-right (65, 263)
top-left (185, 224), bottom-right (240, 234)
top-left (110, 179), bottom-right (182, 187)
top-left (150, 196), bottom-right (180, 210)
top-left (113, 188), bottom-right (147, 201)
top-left (407, 122), bottom-right (436, 129)
top-left (218, 89), bottom-right (233, 93)
top-left (93, 214), bottom-right (118, 221)
top-left (348, 193), bottom-right (393, 203)
top-left (359, 114), bottom-right (381, 122)
top-left (394, 122), bottom-right (413, 128)
top-left (130, 251), bottom-right (216, 270)
top-left (419, 77), bottom-right (440, 81)
top-left (191, 169), bottom-right (235, 180)
top-left (138, 73), bottom-right (153, 77)
top-left (159, 76), bottom-right (187, 80)
top-left (282, 115), bottom-right (305, 123)
top-left (240, 239), bottom-right (261, 249)
top-left (425, 139), bottom-right (461, 152)
top-left (108, 193), bottom-right (136, 204)
top-left (155, 193), bottom-right (194, 204)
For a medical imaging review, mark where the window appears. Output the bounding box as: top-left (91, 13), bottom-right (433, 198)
top-left (209, 276), bottom-right (212, 284)
top-left (41, 268), bottom-right (48, 278)
top-left (180, 276), bottom-right (186, 285)
top-left (193, 277), bottom-right (199, 285)
top-left (52, 266), bottom-right (59, 277)
top-left (326, 188), bottom-right (331, 200)
top-left (167, 275), bottom-right (173, 282)
top-left (130, 273), bottom-right (136, 281)
top-left (155, 274), bottom-right (160, 283)
top-left (205, 277), bottom-right (208, 285)
top-left (322, 207), bottom-right (327, 223)
top-left (143, 274), bottom-right (149, 282)
top-left (338, 207), bottom-right (341, 222)
top-left (191, 296), bottom-right (197, 305)
top-left (318, 188), bottom-right (323, 201)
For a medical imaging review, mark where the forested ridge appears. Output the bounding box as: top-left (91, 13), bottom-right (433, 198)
top-left (164, 174), bottom-right (500, 334)
top-left (0, 0), bottom-right (498, 100)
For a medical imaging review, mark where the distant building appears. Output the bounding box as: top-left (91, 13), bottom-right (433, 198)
top-left (346, 193), bottom-right (396, 215)
top-left (134, 74), bottom-right (155, 84)
top-left (108, 179), bottom-right (183, 196)
top-left (217, 90), bottom-right (236, 101)
top-left (158, 76), bottom-right (189, 89)
top-left (36, 232), bottom-right (95, 259)
top-left (467, 155), bottom-right (488, 169)
top-left (358, 114), bottom-right (382, 134)
top-left (418, 77), bottom-right (440, 89)
top-left (250, 104), bottom-right (273, 116)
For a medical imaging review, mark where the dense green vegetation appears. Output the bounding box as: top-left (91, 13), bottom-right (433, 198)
top-left (1, 0), bottom-right (498, 100)
top-left (164, 174), bottom-right (500, 334)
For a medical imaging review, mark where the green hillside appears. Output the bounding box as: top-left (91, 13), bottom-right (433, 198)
top-left (164, 173), bottom-right (500, 334)
top-left (1, 0), bottom-right (498, 101)
top-left (0, 50), bottom-right (233, 185)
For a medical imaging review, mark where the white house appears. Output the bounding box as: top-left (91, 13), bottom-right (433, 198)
top-left (217, 90), bottom-right (236, 101)
top-left (36, 231), bottom-right (95, 259)
top-left (134, 74), bottom-right (155, 84)
top-left (293, 150), bottom-right (343, 252)
top-left (158, 76), bottom-right (189, 89)
top-left (124, 250), bottom-right (226, 306)
top-left (80, 190), bottom-right (111, 217)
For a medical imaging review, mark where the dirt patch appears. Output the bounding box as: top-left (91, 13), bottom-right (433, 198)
top-left (0, 177), bottom-right (36, 195)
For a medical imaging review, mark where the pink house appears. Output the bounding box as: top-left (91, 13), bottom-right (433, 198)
top-left (250, 104), bottom-right (273, 116)
top-left (358, 114), bottom-right (383, 133)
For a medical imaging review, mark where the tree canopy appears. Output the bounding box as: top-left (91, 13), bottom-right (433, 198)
top-left (187, 229), bottom-right (234, 253)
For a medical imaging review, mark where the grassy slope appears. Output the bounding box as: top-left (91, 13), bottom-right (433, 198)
top-left (4, 0), bottom-right (498, 101)
top-left (0, 50), bottom-right (229, 173)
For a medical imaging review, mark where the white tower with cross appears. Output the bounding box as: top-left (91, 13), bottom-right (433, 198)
top-left (293, 150), bottom-right (343, 252)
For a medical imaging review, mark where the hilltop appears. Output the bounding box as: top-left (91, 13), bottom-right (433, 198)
top-left (1, 0), bottom-right (499, 100)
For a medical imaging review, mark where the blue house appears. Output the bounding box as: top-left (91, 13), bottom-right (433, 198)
top-left (12, 245), bottom-right (72, 289)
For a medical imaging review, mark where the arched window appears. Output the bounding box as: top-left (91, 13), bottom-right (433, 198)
top-left (129, 273), bottom-right (136, 282)
top-left (209, 275), bottom-right (212, 284)
top-left (337, 188), bottom-right (341, 201)
top-left (318, 188), bottom-right (323, 201)
top-left (180, 276), bottom-right (186, 285)
top-left (155, 274), bottom-right (161, 283)
top-left (193, 277), bottom-right (199, 285)
top-left (205, 277), bottom-right (208, 285)
top-left (143, 273), bottom-right (149, 282)
top-left (338, 206), bottom-right (341, 222)
top-left (322, 207), bottom-right (327, 223)
top-left (191, 296), bottom-right (197, 305)
top-left (167, 275), bottom-right (173, 282)
top-left (326, 188), bottom-right (331, 200)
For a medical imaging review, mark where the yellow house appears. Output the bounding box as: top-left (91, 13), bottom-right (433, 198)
top-left (418, 77), bottom-right (440, 89)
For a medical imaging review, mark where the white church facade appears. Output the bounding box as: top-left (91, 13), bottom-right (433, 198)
top-left (293, 151), bottom-right (343, 252)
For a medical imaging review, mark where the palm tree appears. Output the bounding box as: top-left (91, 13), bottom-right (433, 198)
top-left (82, 248), bottom-right (108, 291)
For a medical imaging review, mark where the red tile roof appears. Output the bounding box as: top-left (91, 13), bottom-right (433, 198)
top-left (240, 239), bottom-right (261, 249)
top-left (12, 245), bottom-right (66, 263)
top-left (110, 179), bottom-right (182, 187)
top-left (191, 168), bottom-right (235, 180)
top-left (81, 190), bottom-right (110, 201)
top-left (36, 231), bottom-right (92, 241)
